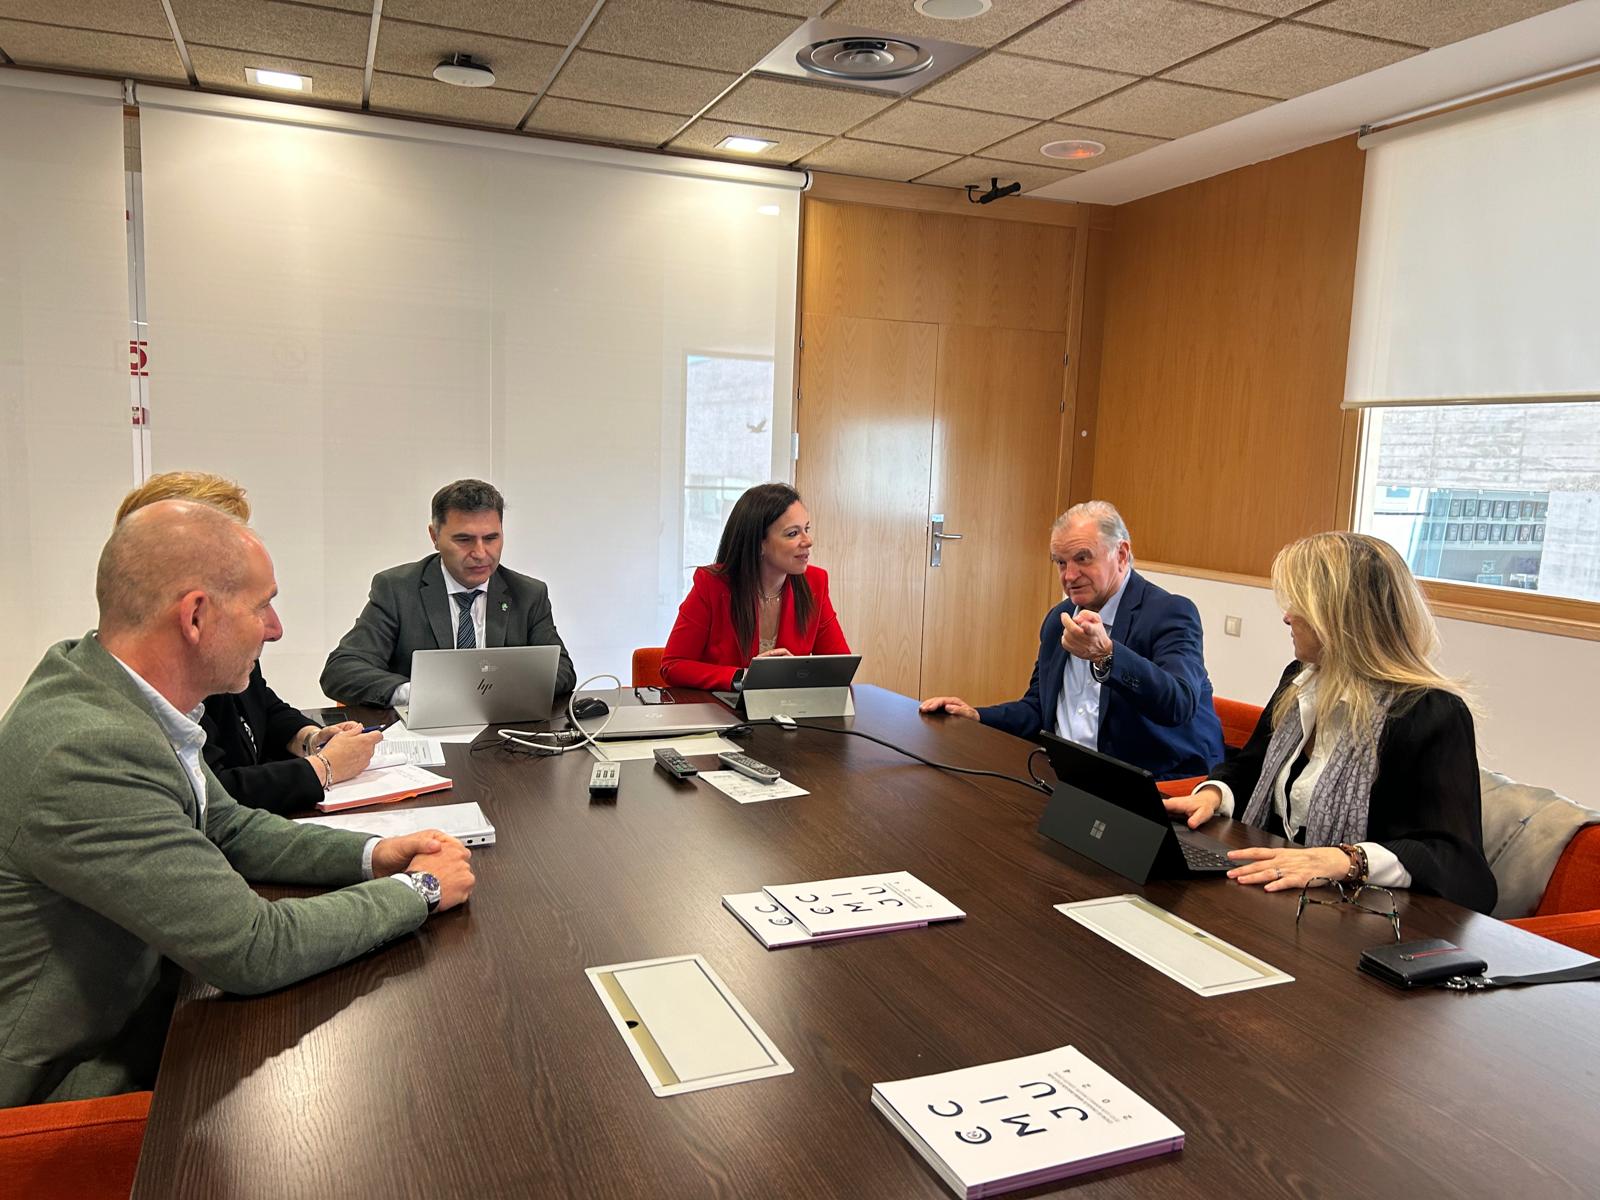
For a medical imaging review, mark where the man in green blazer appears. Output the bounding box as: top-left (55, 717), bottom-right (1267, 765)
top-left (320, 478), bottom-right (576, 707)
top-left (0, 501), bottom-right (476, 1108)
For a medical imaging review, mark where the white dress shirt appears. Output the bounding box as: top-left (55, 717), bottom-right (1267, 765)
top-left (389, 568), bottom-right (490, 708)
top-left (1200, 668), bottom-right (1409, 887)
top-left (1053, 571), bottom-right (1130, 750)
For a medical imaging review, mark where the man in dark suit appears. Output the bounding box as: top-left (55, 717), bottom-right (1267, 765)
top-left (921, 501), bottom-right (1223, 781)
top-left (320, 479), bottom-right (577, 707)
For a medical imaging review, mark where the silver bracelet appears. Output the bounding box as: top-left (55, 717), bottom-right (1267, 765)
top-left (312, 751), bottom-right (333, 789)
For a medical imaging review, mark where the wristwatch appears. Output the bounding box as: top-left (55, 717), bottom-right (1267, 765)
top-left (1090, 648), bottom-right (1114, 683)
top-left (394, 870), bottom-right (442, 913)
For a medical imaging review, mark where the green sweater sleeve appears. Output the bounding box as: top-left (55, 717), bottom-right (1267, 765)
top-left (18, 732), bottom-right (426, 996)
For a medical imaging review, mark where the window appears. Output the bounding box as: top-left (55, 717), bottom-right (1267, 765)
top-left (681, 354), bottom-right (776, 589)
top-left (1358, 404), bottom-right (1600, 603)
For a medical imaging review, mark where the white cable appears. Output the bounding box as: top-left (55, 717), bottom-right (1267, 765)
top-left (497, 673), bottom-right (621, 756)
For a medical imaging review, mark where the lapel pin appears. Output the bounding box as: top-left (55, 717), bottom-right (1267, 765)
top-left (500, 601), bottom-right (508, 612)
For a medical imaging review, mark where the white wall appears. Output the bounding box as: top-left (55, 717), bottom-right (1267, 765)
top-left (1146, 569), bottom-right (1598, 804)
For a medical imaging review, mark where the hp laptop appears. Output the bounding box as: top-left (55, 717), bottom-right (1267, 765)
top-left (1036, 730), bottom-right (1234, 883)
top-left (712, 653), bottom-right (861, 719)
top-left (397, 645), bottom-right (560, 733)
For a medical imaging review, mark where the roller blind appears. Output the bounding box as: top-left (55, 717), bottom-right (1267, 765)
top-left (136, 88), bottom-right (802, 705)
top-left (1345, 71), bottom-right (1600, 409)
top-left (0, 75), bottom-right (131, 705)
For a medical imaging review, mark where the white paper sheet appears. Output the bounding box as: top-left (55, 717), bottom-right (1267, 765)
top-left (698, 770), bottom-right (808, 804)
top-left (368, 736), bottom-right (446, 768)
top-left (586, 734), bottom-right (741, 762)
top-left (296, 801), bottom-right (495, 845)
top-left (1055, 895), bottom-right (1293, 997)
top-left (386, 719), bottom-right (482, 745)
top-left (762, 871), bottom-right (965, 936)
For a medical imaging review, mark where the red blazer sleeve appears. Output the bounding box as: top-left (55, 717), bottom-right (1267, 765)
top-left (661, 568), bottom-right (741, 691)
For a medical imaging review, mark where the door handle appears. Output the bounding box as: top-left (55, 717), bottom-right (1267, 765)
top-left (930, 514), bottom-right (964, 567)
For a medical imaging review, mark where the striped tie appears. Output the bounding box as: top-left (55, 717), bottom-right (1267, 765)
top-left (453, 590), bottom-right (482, 649)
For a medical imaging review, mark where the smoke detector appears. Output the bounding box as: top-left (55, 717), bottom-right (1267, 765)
top-left (753, 18), bottom-right (980, 96)
top-left (433, 54), bottom-right (496, 88)
top-left (798, 37), bottom-right (933, 82)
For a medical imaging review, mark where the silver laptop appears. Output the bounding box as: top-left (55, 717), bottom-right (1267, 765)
top-left (397, 645), bottom-right (560, 732)
top-left (714, 653), bottom-right (861, 719)
top-left (594, 702), bottom-right (739, 740)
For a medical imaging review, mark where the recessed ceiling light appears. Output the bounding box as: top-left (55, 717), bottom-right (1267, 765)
top-left (914, 0), bottom-right (992, 18)
top-left (1041, 139), bottom-right (1106, 161)
top-left (245, 67), bottom-right (311, 92)
top-left (718, 136), bottom-right (776, 154)
top-left (433, 54), bottom-right (496, 88)
top-left (757, 204), bottom-right (781, 216)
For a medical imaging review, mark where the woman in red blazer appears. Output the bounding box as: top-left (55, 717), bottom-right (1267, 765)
top-left (662, 483), bottom-right (850, 691)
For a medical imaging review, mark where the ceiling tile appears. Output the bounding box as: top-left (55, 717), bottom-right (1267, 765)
top-left (1062, 78), bottom-right (1275, 138)
top-left (721, 0), bottom-right (832, 15)
top-left (914, 53), bottom-right (1136, 120)
top-left (0, 20), bottom-right (187, 82)
top-left (169, 0), bottom-right (371, 67)
top-left (668, 117), bottom-right (830, 161)
top-left (847, 100), bottom-right (1035, 154)
top-left (190, 44), bottom-right (364, 106)
top-left (1008, 0), bottom-right (1268, 75)
top-left (1166, 22), bottom-right (1420, 99)
top-left (981, 121), bottom-right (1166, 170)
top-left (823, 0), bottom-right (1072, 49)
top-left (1211, 0), bottom-right (1309, 13)
top-left (524, 96), bottom-right (685, 146)
top-left (706, 76), bottom-right (894, 134)
top-left (1297, 0), bottom-right (1572, 49)
top-left (369, 71), bottom-right (533, 128)
top-left (583, 0), bottom-right (803, 73)
top-left (375, 20), bottom-right (564, 93)
top-left (547, 51), bottom-right (735, 117)
top-left (912, 155), bottom-right (1081, 194)
top-left (0, 0), bottom-right (171, 38)
top-left (383, 0), bottom-right (598, 45)
top-left (798, 139), bottom-right (958, 180)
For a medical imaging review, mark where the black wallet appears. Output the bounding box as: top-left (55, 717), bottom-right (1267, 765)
top-left (1359, 938), bottom-right (1488, 989)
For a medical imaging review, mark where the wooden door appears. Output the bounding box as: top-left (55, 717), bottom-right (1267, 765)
top-left (796, 312), bottom-right (937, 696)
top-left (920, 325), bottom-right (1067, 705)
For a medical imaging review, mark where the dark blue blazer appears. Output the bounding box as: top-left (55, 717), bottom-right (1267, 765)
top-left (977, 570), bottom-right (1224, 780)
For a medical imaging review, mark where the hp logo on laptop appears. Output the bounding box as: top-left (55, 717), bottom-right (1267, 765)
top-left (1089, 819), bottom-right (1107, 840)
top-left (476, 679), bottom-right (494, 695)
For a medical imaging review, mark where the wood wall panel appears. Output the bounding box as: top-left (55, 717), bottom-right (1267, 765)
top-left (921, 325), bottom-right (1068, 706)
top-left (1089, 136), bottom-right (1366, 576)
top-left (802, 200), bottom-right (1073, 333)
top-left (796, 314), bottom-right (938, 697)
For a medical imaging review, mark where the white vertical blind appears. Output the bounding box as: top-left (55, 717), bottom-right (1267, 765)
top-left (0, 75), bottom-right (131, 705)
top-left (1345, 71), bottom-right (1600, 408)
top-left (137, 90), bottom-right (801, 704)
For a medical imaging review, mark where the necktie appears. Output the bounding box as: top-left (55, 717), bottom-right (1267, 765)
top-left (454, 590), bottom-right (482, 649)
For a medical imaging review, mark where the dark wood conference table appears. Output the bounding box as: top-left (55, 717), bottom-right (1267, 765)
top-left (133, 686), bottom-right (1600, 1199)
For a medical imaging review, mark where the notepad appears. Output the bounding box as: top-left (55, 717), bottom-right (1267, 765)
top-left (722, 891), bottom-right (927, 948)
top-left (760, 871), bottom-right (964, 937)
top-left (314, 763), bottom-right (452, 812)
top-left (872, 1046), bottom-right (1184, 1198)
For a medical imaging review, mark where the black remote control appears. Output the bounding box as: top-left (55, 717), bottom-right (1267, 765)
top-left (717, 751), bottom-right (780, 783)
top-left (653, 747), bottom-right (698, 779)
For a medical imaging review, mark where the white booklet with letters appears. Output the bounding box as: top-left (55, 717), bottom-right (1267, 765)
top-left (721, 890), bottom-right (928, 948)
top-left (872, 1045), bottom-right (1184, 1198)
top-left (760, 871), bottom-right (964, 937)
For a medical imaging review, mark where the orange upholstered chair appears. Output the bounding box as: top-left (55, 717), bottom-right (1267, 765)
top-left (1508, 825), bottom-right (1600, 956)
top-left (0, 1089), bottom-right (151, 1200)
top-left (1155, 695), bottom-right (1264, 799)
top-left (631, 646), bottom-right (666, 688)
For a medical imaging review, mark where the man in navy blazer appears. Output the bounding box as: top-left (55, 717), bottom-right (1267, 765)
top-left (921, 501), bottom-right (1223, 781)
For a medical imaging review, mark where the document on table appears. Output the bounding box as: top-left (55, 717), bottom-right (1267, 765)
top-left (698, 770), bottom-right (808, 804)
top-left (586, 734), bottom-right (740, 762)
top-left (385, 719), bottom-right (482, 746)
top-left (1055, 894), bottom-right (1293, 997)
top-left (369, 735), bottom-right (446, 768)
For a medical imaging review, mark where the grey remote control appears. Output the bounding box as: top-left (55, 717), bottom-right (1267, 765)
top-left (653, 747), bottom-right (698, 778)
top-left (589, 761), bottom-right (620, 795)
top-left (717, 751), bottom-right (780, 783)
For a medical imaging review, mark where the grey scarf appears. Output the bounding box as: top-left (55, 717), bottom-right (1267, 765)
top-left (1240, 681), bottom-right (1392, 847)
